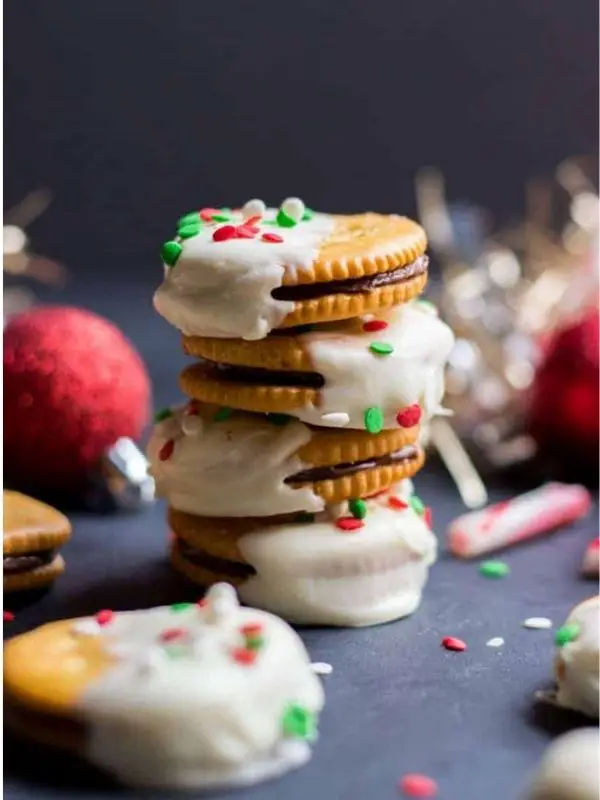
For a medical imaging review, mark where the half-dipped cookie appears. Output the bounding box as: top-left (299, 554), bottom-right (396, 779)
top-left (154, 199), bottom-right (428, 341)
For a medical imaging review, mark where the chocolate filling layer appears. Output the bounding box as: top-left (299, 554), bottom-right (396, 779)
top-left (272, 255), bottom-right (428, 301)
top-left (176, 540), bottom-right (255, 579)
top-left (287, 445), bottom-right (418, 484)
top-left (3, 549), bottom-right (56, 575)
top-left (213, 363), bottom-right (323, 388)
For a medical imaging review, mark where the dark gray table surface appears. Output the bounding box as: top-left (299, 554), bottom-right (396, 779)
top-left (4, 273), bottom-right (598, 800)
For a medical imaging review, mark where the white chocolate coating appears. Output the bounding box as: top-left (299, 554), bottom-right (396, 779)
top-left (526, 728), bottom-right (599, 800)
top-left (554, 596), bottom-right (599, 718)
top-left (78, 585), bottom-right (325, 789)
top-left (292, 301), bottom-right (455, 429)
top-left (147, 406), bottom-right (323, 518)
top-left (237, 483), bottom-right (437, 626)
top-left (153, 209), bottom-right (334, 340)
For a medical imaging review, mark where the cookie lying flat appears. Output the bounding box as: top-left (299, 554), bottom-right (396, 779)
top-left (148, 404), bottom-right (423, 518)
top-left (4, 584), bottom-right (325, 789)
top-left (169, 482), bottom-right (436, 627)
top-left (153, 199), bottom-right (428, 341)
top-left (181, 300), bottom-right (454, 430)
top-left (552, 596), bottom-right (599, 718)
top-left (3, 490), bottom-right (71, 592)
top-left (526, 729), bottom-right (599, 800)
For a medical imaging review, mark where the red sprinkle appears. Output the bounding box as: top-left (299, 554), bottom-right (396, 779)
top-left (262, 232), bottom-right (284, 243)
top-left (235, 225), bottom-right (258, 239)
top-left (442, 636), bottom-right (467, 652)
top-left (244, 215), bottom-right (263, 226)
top-left (213, 225), bottom-right (237, 242)
top-left (197, 597), bottom-right (209, 608)
top-left (95, 609), bottom-right (115, 627)
top-left (362, 320), bottom-right (388, 332)
top-left (241, 622), bottom-right (264, 637)
top-left (424, 507), bottom-right (433, 528)
top-left (399, 773), bottom-right (438, 797)
top-left (3, 611), bottom-right (15, 622)
top-left (160, 627), bottom-right (188, 643)
top-left (200, 207), bottom-right (220, 222)
top-left (336, 517), bottom-right (364, 532)
top-left (396, 404), bottom-right (422, 428)
top-left (159, 439), bottom-right (175, 461)
top-left (232, 647), bottom-right (258, 665)
top-left (388, 496), bottom-right (408, 510)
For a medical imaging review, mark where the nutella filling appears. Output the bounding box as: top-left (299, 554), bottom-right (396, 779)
top-left (287, 445), bottom-right (419, 484)
top-left (176, 540), bottom-right (255, 579)
top-left (3, 549), bottom-right (56, 575)
top-left (272, 255), bottom-right (428, 301)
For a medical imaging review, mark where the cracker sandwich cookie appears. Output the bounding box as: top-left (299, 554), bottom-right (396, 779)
top-left (550, 596), bottom-right (599, 718)
top-left (182, 300), bottom-right (454, 430)
top-left (169, 481), bottom-right (437, 627)
top-left (3, 490), bottom-right (71, 592)
top-left (4, 583), bottom-right (325, 789)
top-left (148, 403), bottom-right (424, 518)
top-left (154, 198), bottom-right (428, 341)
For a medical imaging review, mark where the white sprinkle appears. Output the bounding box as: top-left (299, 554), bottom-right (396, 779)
top-left (242, 198), bottom-right (266, 220)
top-left (311, 662), bottom-right (333, 675)
top-left (205, 582), bottom-right (239, 621)
top-left (71, 619), bottom-right (101, 637)
top-left (182, 415), bottom-right (203, 436)
top-left (320, 412), bottom-right (350, 427)
top-left (486, 637), bottom-right (505, 648)
top-left (281, 197), bottom-right (305, 222)
top-left (523, 617), bottom-right (553, 630)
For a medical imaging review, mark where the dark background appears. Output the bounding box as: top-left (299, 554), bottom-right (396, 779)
top-left (5, 0), bottom-right (599, 277)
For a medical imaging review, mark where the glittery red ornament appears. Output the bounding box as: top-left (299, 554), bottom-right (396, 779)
top-left (4, 307), bottom-right (150, 493)
top-left (528, 311), bottom-right (599, 471)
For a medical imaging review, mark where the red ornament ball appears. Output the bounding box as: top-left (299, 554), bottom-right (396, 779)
top-left (4, 307), bottom-right (151, 492)
top-left (528, 310), bottom-right (599, 468)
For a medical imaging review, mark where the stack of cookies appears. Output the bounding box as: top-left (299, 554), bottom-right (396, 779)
top-left (149, 198), bottom-right (455, 626)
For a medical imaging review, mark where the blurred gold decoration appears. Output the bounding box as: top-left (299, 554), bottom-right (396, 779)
top-left (4, 189), bottom-right (66, 323)
top-left (416, 157), bottom-right (598, 481)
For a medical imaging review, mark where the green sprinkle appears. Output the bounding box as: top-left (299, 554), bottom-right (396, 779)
top-left (416, 299), bottom-right (438, 314)
top-left (177, 212), bottom-right (199, 228)
top-left (479, 560), bottom-right (510, 579)
top-left (154, 407), bottom-right (173, 423)
top-left (294, 512), bottom-right (315, 523)
top-left (213, 407), bottom-right (233, 422)
top-left (276, 209), bottom-right (297, 228)
top-left (281, 704), bottom-right (316, 740)
top-left (221, 207), bottom-right (231, 212)
top-left (266, 413), bottom-right (292, 425)
top-left (555, 622), bottom-right (580, 647)
top-left (245, 635), bottom-right (265, 651)
top-left (211, 212), bottom-right (231, 223)
top-left (302, 208), bottom-right (314, 221)
top-left (161, 240), bottom-right (182, 267)
top-left (164, 645), bottom-right (186, 659)
top-left (349, 498), bottom-right (367, 519)
top-left (409, 495), bottom-right (425, 515)
top-left (178, 222), bottom-right (202, 239)
top-left (369, 341), bottom-right (394, 356)
top-left (364, 406), bottom-right (384, 434)
top-left (170, 602), bottom-right (193, 613)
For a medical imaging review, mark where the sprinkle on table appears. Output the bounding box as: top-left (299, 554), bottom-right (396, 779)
top-left (262, 232), bottom-right (284, 243)
top-left (362, 319), bottom-right (388, 332)
top-left (213, 407), bottom-right (233, 422)
top-left (158, 439), bottom-right (175, 461)
top-left (311, 661), bottom-right (333, 676)
top-left (95, 609), bottom-right (115, 627)
top-left (364, 406), bottom-right (384, 434)
top-left (398, 773), bottom-right (438, 797)
top-left (388, 496), bottom-right (408, 511)
top-left (523, 617), bottom-right (552, 630)
top-left (555, 622), bottom-right (580, 647)
top-left (486, 637), bottom-right (505, 648)
top-left (336, 517), bottom-right (364, 532)
top-left (396, 404), bottom-right (422, 428)
top-left (3, 611), bottom-right (15, 622)
top-left (369, 341), bottom-right (394, 356)
top-left (479, 560), bottom-right (510, 578)
top-left (161, 240), bottom-right (182, 267)
top-left (170, 602), bottom-right (193, 613)
top-left (212, 225), bottom-right (237, 242)
top-left (409, 495), bottom-right (425, 515)
top-left (349, 498), bottom-right (368, 519)
top-left (281, 704), bottom-right (315, 740)
top-left (441, 636), bottom-right (467, 652)
top-left (154, 407), bottom-right (173, 423)
top-left (232, 646), bottom-right (258, 666)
